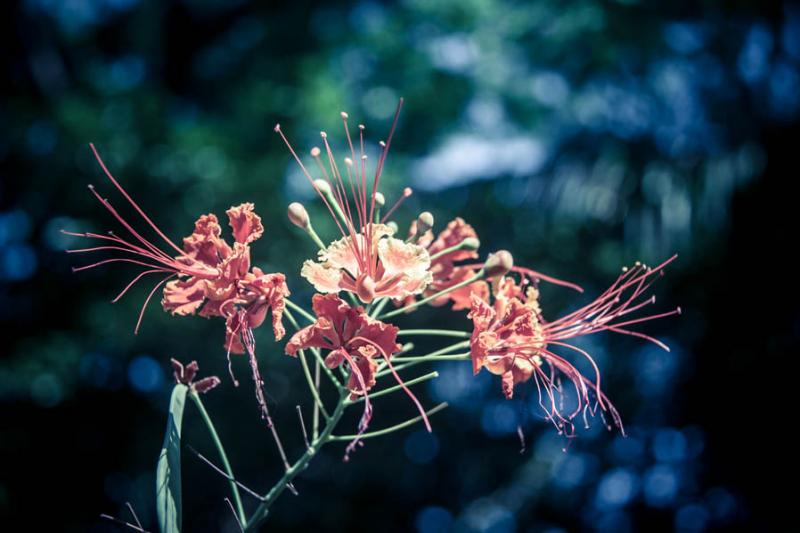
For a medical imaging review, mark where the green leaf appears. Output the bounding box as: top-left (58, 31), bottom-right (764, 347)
top-left (156, 384), bottom-right (188, 533)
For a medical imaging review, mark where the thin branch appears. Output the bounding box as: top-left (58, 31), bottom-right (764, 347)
top-left (225, 498), bottom-right (245, 532)
top-left (331, 402), bottom-right (449, 441)
top-left (297, 405), bottom-right (311, 450)
top-left (347, 371), bottom-right (439, 403)
top-left (186, 444), bottom-right (266, 501)
top-left (100, 514), bottom-right (150, 532)
top-left (125, 502), bottom-right (143, 530)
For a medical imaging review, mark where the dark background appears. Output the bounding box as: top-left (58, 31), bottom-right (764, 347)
top-left (1, 0), bottom-right (797, 531)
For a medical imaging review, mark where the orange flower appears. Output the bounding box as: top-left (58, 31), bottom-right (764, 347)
top-left (401, 217), bottom-right (487, 310)
top-left (468, 257), bottom-right (680, 436)
top-left (275, 100), bottom-right (433, 303)
top-left (301, 223), bottom-right (431, 303)
top-left (160, 203), bottom-right (289, 355)
top-left (67, 145), bottom-right (288, 357)
top-left (285, 294), bottom-right (400, 398)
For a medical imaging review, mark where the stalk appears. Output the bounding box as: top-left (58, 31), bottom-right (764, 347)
top-left (189, 391), bottom-right (246, 526)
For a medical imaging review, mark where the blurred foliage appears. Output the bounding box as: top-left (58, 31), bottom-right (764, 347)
top-left (1, 0), bottom-right (797, 531)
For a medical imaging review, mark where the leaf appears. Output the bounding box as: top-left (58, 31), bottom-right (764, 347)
top-left (156, 383), bottom-right (188, 533)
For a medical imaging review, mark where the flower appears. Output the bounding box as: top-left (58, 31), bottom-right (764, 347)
top-left (171, 358), bottom-right (221, 394)
top-left (468, 256), bottom-right (680, 435)
top-left (161, 203), bottom-right (289, 355)
top-left (301, 223), bottom-right (432, 303)
top-left (285, 294), bottom-right (401, 398)
top-left (285, 293), bottom-right (431, 459)
top-left (401, 217), bottom-right (487, 310)
top-left (66, 145), bottom-right (288, 356)
top-left (275, 100), bottom-right (432, 303)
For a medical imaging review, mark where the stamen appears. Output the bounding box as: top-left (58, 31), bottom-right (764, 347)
top-left (380, 187), bottom-right (413, 223)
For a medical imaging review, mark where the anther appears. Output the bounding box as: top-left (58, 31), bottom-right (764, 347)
top-left (310, 147), bottom-right (321, 157)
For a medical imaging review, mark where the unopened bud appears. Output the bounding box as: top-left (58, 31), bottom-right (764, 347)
top-left (386, 221), bottom-right (399, 234)
top-left (313, 179), bottom-right (332, 196)
top-left (484, 250), bottom-right (514, 278)
top-left (288, 202), bottom-right (310, 229)
top-left (416, 211), bottom-right (434, 234)
top-left (461, 237), bottom-right (480, 250)
top-left (374, 192), bottom-right (385, 207)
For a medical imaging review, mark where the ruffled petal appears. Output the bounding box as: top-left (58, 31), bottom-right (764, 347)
top-left (319, 234), bottom-right (362, 277)
top-left (350, 314), bottom-right (400, 358)
top-left (161, 278), bottom-right (207, 316)
top-left (226, 203), bottom-right (264, 244)
top-left (181, 213), bottom-right (232, 267)
top-left (301, 260), bottom-right (343, 293)
top-left (428, 217), bottom-right (479, 264)
top-left (241, 270), bottom-right (290, 340)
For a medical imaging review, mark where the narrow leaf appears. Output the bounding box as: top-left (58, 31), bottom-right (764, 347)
top-left (156, 383), bottom-right (188, 533)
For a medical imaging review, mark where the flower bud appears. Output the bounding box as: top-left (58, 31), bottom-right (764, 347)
top-left (461, 237), bottom-right (480, 250)
top-left (313, 179), bottom-right (332, 196)
top-left (484, 250), bottom-right (513, 278)
top-left (374, 192), bottom-right (385, 207)
top-left (416, 211), bottom-right (434, 234)
top-left (386, 221), bottom-right (399, 234)
top-left (288, 202), bottom-right (310, 229)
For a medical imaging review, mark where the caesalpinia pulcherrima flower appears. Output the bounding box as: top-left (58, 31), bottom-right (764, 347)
top-left (400, 216), bottom-right (487, 310)
top-left (160, 203), bottom-right (289, 356)
top-left (274, 100), bottom-right (433, 304)
top-left (285, 293), bottom-right (431, 457)
top-left (285, 293), bottom-right (400, 398)
top-left (66, 145), bottom-right (289, 359)
top-left (469, 254), bottom-right (680, 435)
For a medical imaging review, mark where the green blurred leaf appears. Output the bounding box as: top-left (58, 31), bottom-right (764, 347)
top-left (156, 384), bottom-right (187, 533)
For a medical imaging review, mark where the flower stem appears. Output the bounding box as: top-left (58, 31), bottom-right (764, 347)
top-left (285, 298), bottom-right (316, 323)
top-left (305, 223), bottom-right (326, 250)
top-left (244, 390), bottom-right (349, 532)
top-left (398, 329), bottom-right (470, 338)
top-left (375, 341), bottom-right (469, 377)
top-left (331, 402), bottom-right (449, 441)
top-left (369, 296), bottom-right (391, 318)
top-left (312, 359), bottom-right (321, 440)
top-left (189, 391), bottom-right (246, 527)
top-left (297, 348), bottom-right (331, 420)
top-left (346, 371), bottom-right (439, 404)
top-left (391, 353), bottom-right (470, 362)
top-left (379, 269), bottom-right (486, 319)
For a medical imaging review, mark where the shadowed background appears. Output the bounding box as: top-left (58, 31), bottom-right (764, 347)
top-left (1, 0), bottom-right (796, 531)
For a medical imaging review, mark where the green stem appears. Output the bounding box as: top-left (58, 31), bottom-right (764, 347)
top-left (305, 223), bottom-right (326, 250)
top-left (397, 329), bottom-right (470, 338)
top-left (285, 298), bottom-right (316, 324)
top-left (391, 353), bottom-right (470, 362)
top-left (375, 341), bottom-right (469, 378)
top-left (369, 296), bottom-right (391, 318)
top-left (380, 269), bottom-right (486, 319)
top-left (429, 241), bottom-right (470, 261)
top-left (312, 359), bottom-right (321, 440)
top-left (297, 349), bottom-right (331, 420)
top-left (346, 371), bottom-right (439, 404)
top-left (189, 391), bottom-right (246, 526)
top-left (331, 402), bottom-right (449, 441)
top-left (244, 390), bottom-right (348, 532)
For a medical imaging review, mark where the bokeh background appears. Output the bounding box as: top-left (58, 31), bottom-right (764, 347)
top-left (1, 0), bottom-right (797, 531)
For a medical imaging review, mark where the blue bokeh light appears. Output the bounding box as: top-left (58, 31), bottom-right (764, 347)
top-left (127, 355), bottom-right (164, 394)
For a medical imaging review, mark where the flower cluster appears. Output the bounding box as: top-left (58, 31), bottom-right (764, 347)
top-left (69, 102), bottom-right (679, 456)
